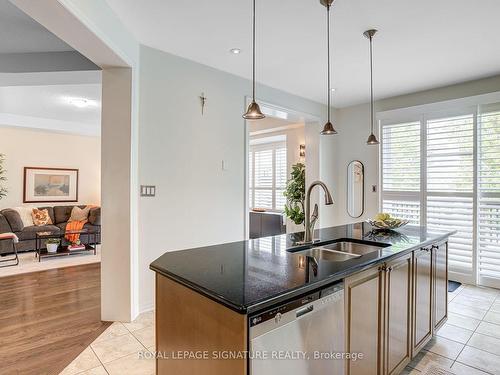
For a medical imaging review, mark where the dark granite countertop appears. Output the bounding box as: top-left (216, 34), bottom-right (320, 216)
top-left (150, 223), bottom-right (455, 315)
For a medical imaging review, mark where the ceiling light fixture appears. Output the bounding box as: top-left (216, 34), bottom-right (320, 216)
top-left (68, 98), bottom-right (90, 108)
top-left (230, 48), bottom-right (241, 54)
top-left (364, 29), bottom-right (380, 145)
top-left (242, 0), bottom-right (265, 120)
top-left (320, 0), bottom-right (337, 136)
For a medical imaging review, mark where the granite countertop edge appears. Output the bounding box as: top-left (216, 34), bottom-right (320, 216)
top-left (150, 228), bottom-right (455, 315)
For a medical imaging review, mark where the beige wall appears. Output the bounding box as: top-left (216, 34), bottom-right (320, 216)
top-left (0, 126), bottom-right (101, 209)
top-left (100, 67), bottom-right (135, 321)
top-left (331, 74), bottom-right (500, 226)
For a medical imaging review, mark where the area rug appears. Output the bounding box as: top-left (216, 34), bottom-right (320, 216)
top-left (448, 280), bottom-right (462, 293)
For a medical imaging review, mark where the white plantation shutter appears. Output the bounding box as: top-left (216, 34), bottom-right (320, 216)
top-left (254, 149), bottom-right (273, 188)
top-left (381, 121), bottom-right (421, 224)
top-left (249, 140), bottom-right (287, 211)
top-left (382, 199), bottom-right (421, 225)
top-left (254, 190), bottom-right (273, 209)
top-left (254, 148), bottom-right (273, 208)
top-left (275, 147), bottom-right (287, 211)
top-left (427, 195), bottom-right (474, 273)
top-left (380, 100), bottom-right (500, 286)
top-left (426, 114), bottom-right (474, 277)
top-left (248, 151), bottom-right (253, 209)
top-left (478, 106), bottom-right (500, 285)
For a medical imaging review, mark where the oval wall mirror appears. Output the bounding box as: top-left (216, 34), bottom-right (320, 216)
top-left (347, 160), bottom-right (364, 218)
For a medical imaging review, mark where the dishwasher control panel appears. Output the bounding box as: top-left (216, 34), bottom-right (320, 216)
top-left (249, 281), bottom-right (344, 328)
top-left (250, 292), bottom-right (319, 327)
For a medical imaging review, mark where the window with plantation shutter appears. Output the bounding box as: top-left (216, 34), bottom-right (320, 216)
top-left (381, 121), bottom-right (421, 224)
top-left (275, 147), bottom-right (287, 210)
top-left (249, 139), bottom-right (287, 212)
top-left (380, 98), bottom-right (500, 286)
top-left (478, 107), bottom-right (500, 285)
top-left (426, 114), bottom-right (474, 277)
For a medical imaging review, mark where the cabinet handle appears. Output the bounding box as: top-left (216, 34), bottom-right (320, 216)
top-left (379, 265), bottom-right (392, 273)
top-left (296, 305), bottom-right (314, 318)
top-left (431, 244), bottom-right (439, 250)
top-left (421, 247), bottom-right (430, 252)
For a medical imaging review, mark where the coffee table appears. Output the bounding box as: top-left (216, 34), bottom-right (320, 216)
top-left (35, 228), bottom-right (100, 262)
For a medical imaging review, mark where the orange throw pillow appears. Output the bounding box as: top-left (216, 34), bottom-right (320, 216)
top-left (32, 208), bottom-right (53, 226)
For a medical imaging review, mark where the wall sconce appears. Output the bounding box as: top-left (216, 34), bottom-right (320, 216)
top-left (299, 144), bottom-right (306, 158)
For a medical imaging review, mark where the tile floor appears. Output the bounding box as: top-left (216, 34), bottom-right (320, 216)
top-left (404, 283), bottom-right (500, 375)
top-left (0, 246), bottom-right (101, 277)
top-left (60, 311), bottom-right (155, 375)
top-left (61, 284), bottom-right (500, 375)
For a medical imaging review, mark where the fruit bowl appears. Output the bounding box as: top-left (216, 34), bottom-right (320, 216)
top-left (366, 213), bottom-right (409, 230)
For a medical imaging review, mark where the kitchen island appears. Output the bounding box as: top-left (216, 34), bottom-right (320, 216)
top-left (150, 222), bottom-right (455, 375)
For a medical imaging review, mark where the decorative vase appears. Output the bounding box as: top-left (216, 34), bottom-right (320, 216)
top-left (47, 243), bottom-right (59, 253)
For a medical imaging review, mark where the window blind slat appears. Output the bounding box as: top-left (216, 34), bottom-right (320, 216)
top-left (382, 122), bottom-right (421, 195)
top-left (479, 110), bottom-right (500, 280)
top-left (426, 114), bottom-right (474, 276)
top-left (249, 140), bottom-right (287, 211)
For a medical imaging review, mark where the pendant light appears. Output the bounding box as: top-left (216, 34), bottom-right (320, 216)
top-left (364, 29), bottom-right (379, 145)
top-left (243, 0), bottom-right (265, 120)
top-left (320, 0), bottom-right (337, 135)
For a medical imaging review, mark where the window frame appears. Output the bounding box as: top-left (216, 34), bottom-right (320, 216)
top-left (378, 92), bottom-right (500, 287)
top-left (248, 139), bottom-right (287, 212)
top-left (379, 115), bottom-right (423, 225)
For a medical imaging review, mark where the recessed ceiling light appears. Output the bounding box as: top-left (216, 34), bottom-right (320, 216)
top-left (230, 48), bottom-right (241, 54)
top-left (67, 98), bottom-right (90, 108)
top-left (331, 88), bottom-right (337, 92)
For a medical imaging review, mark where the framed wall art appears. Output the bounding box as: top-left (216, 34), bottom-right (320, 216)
top-left (23, 167), bottom-right (79, 203)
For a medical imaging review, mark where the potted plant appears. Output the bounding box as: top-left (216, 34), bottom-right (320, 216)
top-left (283, 162), bottom-right (306, 227)
top-left (46, 238), bottom-right (60, 253)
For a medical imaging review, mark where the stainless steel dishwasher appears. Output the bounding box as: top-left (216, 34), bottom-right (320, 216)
top-left (249, 282), bottom-right (345, 375)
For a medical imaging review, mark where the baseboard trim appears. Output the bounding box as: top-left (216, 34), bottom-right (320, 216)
top-left (138, 303), bottom-right (154, 315)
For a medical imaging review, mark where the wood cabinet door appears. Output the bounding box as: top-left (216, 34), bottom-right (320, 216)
top-left (384, 253), bottom-right (412, 375)
top-left (433, 241), bottom-right (448, 331)
top-left (345, 266), bottom-right (384, 375)
top-left (412, 247), bottom-right (433, 355)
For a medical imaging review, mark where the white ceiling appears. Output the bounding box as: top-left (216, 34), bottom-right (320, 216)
top-left (0, 0), bottom-right (72, 53)
top-left (0, 0), bottom-right (101, 137)
top-left (104, 0), bottom-right (500, 107)
top-left (0, 73), bottom-right (102, 137)
top-left (249, 116), bottom-right (298, 133)
top-left (0, 84), bottom-right (101, 124)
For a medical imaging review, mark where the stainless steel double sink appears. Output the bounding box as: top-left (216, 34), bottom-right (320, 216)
top-left (289, 240), bottom-right (389, 262)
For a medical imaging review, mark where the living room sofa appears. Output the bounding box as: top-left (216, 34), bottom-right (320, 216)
top-left (0, 205), bottom-right (101, 255)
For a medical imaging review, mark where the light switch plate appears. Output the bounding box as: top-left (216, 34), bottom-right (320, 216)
top-left (140, 185), bottom-right (156, 197)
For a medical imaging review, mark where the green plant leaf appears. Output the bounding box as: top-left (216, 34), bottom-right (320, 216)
top-left (283, 162), bottom-right (305, 226)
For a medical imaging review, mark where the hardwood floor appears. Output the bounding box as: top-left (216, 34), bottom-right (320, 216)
top-left (0, 263), bottom-right (110, 375)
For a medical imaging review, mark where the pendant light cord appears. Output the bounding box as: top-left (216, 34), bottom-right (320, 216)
top-left (252, 0), bottom-right (256, 102)
top-left (369, 34), bottom-right (374, 134)
top-left (326, 4), bottom-right (331, 122)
